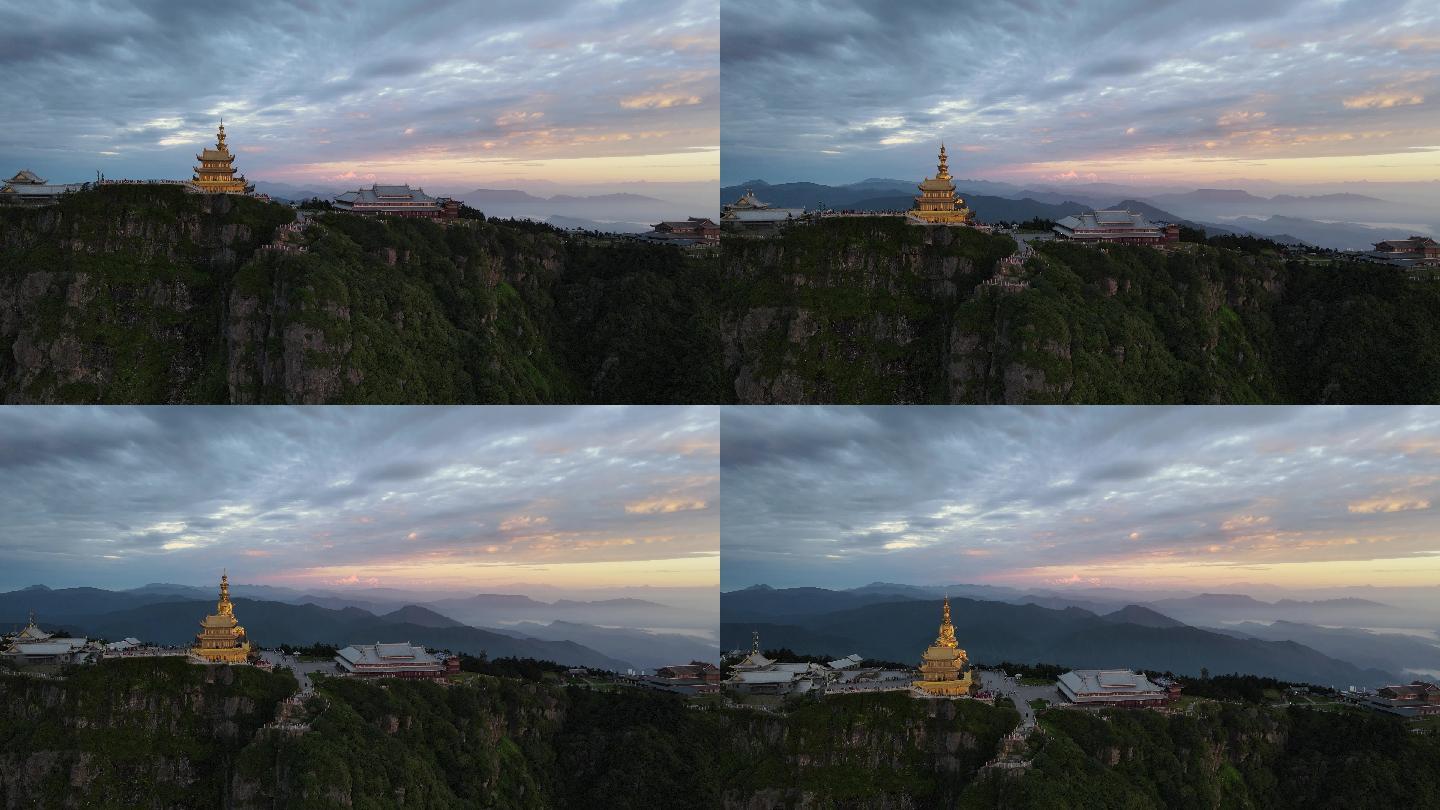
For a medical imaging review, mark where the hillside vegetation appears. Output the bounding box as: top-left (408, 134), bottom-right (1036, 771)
top-left (7, 660), bottom-right (1435, 808)
top-left (962, 702), bottom-right (1440, 809)
top-left (0, 186), bottom-right (722, 403)
top-left (0, 660), bottom-right (1013, 809)
top-left (723, 218), bottom-right (1440, 403)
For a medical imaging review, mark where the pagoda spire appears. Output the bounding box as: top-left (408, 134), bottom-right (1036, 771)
top-left (937, 142), bottom-right (950, 180)
top-left (936, 596), bottom-right (958, 648)
top-left (217, 571), bottom-right (233, 616)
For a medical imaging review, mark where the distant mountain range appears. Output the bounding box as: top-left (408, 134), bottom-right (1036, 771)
top-left (23, 597), bottom-right (632, 671)
top-left (252, 181), bottom-right (700, 233)
top-left (721, 586), bottom-right (1409, 687)
top-left (499, 621), bottom-right (718, 671)
top-left (0, 585), bottom-right (718, 672)
top-left (1213, 620), bottom-right (1440, 678)
top-left (726, 179), bottom-right (1435, 251)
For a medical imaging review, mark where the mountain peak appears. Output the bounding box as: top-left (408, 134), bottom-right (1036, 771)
top-left (1103, 604), bottom-right (1186, 628)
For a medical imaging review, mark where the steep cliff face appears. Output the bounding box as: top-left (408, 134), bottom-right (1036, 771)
top-left (230, 675), bottom-right (565, 808)
top-left (3, 659), bottom-right (1014, 809)
top-left (0, 188), bottom-right (286, 402)
top-left (0, 658), bottom-right (295, 810)
top-left (719, 692), bottom-right (1018, 809)
top-left (722, 219), bottom-right (1010, 403)
top-left (8, 664), bottom-right (1436, 808)
top-left (960, 702), bottom-right (1440, 810)
top-left (724, 219), bottom-right (1440, 404)
top-left (0, 186), bottom-right (721, 403)
top-left (944, 241), bottom-right (1283, 404)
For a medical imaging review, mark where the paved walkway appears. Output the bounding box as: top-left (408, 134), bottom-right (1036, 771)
top-left (258, 651), bottom-right (334, 695)
top-left (978, 670), bottom-right (1062, 729)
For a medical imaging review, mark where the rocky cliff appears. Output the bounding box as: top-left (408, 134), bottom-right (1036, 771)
top-left (6, 661), bottom-right (1437, 808)
top-left (0, 186), bottom-right (723, 403)
top-left (0, 658), bottom-right (295, 809)
top-left (719, 691), bottom-right (1018, 809)
top-left (723, 218), bottom-right (1440, 403)
top-left (0, 660), bottom-right (1012, 809)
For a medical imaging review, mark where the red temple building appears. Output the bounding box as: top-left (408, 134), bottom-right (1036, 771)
top-left (1369, 236), bottom-right (1440, 267)
top-left (1053, 210), bottom-right (1180, 245)
top-left (333, 184), bottom-right (461, 219)
top-left (642, 217), bottom-right (720, 245)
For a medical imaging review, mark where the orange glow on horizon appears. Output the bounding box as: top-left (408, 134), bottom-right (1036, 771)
top-left (982, 553), bottom-right (1440, 590)
top-left (999, 146), bottom-right (1440, 185)
top-left (269, 147), bottom-right (720, 187)
top-left (258, 553), bottom-right (720, 590)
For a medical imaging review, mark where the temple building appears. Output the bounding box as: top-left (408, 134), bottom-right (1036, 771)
top-left (191, 573), bottom-right (252, 664)
top-left (655, 662), bottom-right (723, 682)
top-left (332, 184), bottom-right (461, 219)
top-left (1359, 681), bottom-right (1440, 718)
top-left (1057, 669), bottom-right (1179, 707)
top-left (913, 597), bottom-right (974, 696)
top-left (0, 169), bottom-right (88, 207)
top-left (192, 123), bottom-right (253, 195)
top-left (640, 217), bottom-right (720, 245)
top-left (721, 189), bottom-right (805, 233)
top-left (908, 144), bottom-right (974, 226)
top-left (1, 613), bottom-right (93, 666)
top-left (333, 642), bottom-right (458, 679)
top-left (1367, 236), bottom-right (1440, 268)
top-left (722, 631), bottom-right (910, 697)
top-left (730, 631), bottom-right (775, 671)
top-left (1052, 210), bottom-right (1180, 245)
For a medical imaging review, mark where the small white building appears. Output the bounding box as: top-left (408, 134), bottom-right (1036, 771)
top-left (721, 189), bottom-right (805, 232)
top-left (723, 632), bottom-right (878, 696)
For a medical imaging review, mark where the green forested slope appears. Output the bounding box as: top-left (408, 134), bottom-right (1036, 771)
top-left (0, 186), bottom-right (723, 403)
top-left (961, 703), bottom-right (1440, 810)
top-left (722, 218), bottom-right (1440, 403)
top-left (3, 660), bottom-right (1437, 808)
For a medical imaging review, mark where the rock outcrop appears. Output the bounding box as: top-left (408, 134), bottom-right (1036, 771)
top-left (723, 218), bottom-right (1440, 403)
top-left (0, 185), bottom-right (722, 403)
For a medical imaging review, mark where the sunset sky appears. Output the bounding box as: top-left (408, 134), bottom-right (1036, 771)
top-left (0, 0), bottom-right (717, 188)
top-left (721, 406), bottom-right (1440, 591)
top-left (721, 0), bottom-right (1440, 187)
top-left (0, 407), bottom-right (718, 592)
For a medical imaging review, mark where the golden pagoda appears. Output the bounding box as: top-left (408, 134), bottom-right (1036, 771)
top-left (191, 122), bottom-right (251, 194)
top-left (914, 596), bottom-right (974, 696)
top-left (191, 572), bottom-right (251, 664)
top-left (909, 143), bottom-right (973, 225)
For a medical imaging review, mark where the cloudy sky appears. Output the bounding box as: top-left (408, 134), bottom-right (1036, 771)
top-left (0, 0), bottom-right (717, 187)
top-left (722, 406), bottom-right (1440, 591)
top-left (722, 0), bottom-right (1440, 186)
top-left (0, 406), bottom-right (718, 592)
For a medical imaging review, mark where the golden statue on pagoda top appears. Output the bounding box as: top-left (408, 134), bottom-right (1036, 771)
top-left (909, 143), bottom-right (974, 225)
top-left (191, 572), bottom-right (251, 664)
top-left (914, 596), bottom-right (974, 696)
top-left (192, 122), bottom-right (252, 194)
